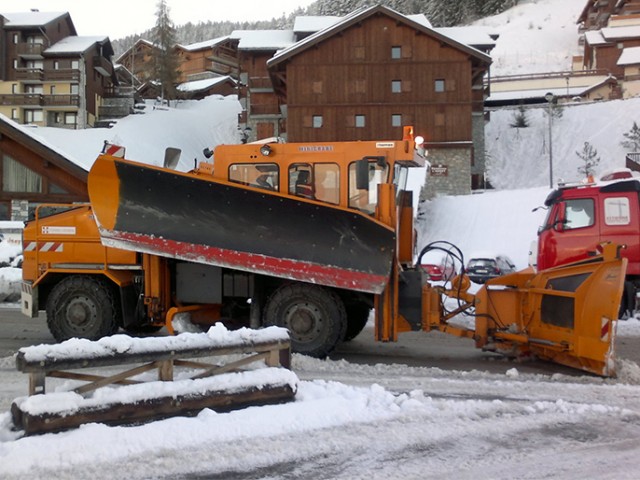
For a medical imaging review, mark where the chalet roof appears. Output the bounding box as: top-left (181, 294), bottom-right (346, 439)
top-left (293, 16), bottom-right (342, 33)
top-left (435, 26), bottom-right (498, 50)
top-left (268, 5), bottom-right (491, 68)
top-left (115, 38), bottom-right (156, 63)
top-left (0, 114), bottom-right (87, 178)
top-left (2, 11), bottom-right (67, 27)
top-left (230, 30), bottom-right (296, 51)
top-left (45, 36), bottom-right (111, 55)
top-left (584, 29), bottom-right (609, 45)
top-left (602, 24), bottom-right (640, 39)
top-left (177, 75), bottom-right (236, 93)
top-left (486, 75), bottom-right (617, 103)
top-left (618, 45), bottom-right (640, 64)
top-left (177, 36), bottom-right (229, 52)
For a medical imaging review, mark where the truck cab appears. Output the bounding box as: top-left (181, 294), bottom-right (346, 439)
top-left (537, 177), bottom-right (640, 313)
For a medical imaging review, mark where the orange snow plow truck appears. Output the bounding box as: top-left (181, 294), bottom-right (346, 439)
top-left (21, 128), bottom-right (627, 377)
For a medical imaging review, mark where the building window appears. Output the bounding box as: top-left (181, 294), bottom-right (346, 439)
top-left (435, 79), bottom-right (446, 92)
top-left (71, 60), bottom-right (79, 69)
top-left (50, 85), bottom-right (56, 94)
top-left (11, 84), bottom-right (18, 94)
top-left (13, 34), bottom-right (18, 44)
top-left (54, 60), bottom-right (59, 70)
top-left (391, 46), bottom-right (401, 59)
top-left (70, 84), bottom-right (79, 95)
top-left (12, 59), bottom-right (18, 69)
top-left (391, 80), bottom-right (402, 93)
top-left (11, 109), bottom-right (18, 120)
top-left (2, 154), bottom-right (42, 193)
top-left (313, 115), bottom-right (323, 128)
top-left (355, 115), bottom-right (365, 128)
top-left (24, 110), bottom-right (43, 123)
top-left (391, 114), bottom-right (402, 127)
top-left (64, 113), bottom-right (77, 125)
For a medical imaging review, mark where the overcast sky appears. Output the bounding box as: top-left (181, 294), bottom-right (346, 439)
top-left (0, 0), bottom-right (317, 39)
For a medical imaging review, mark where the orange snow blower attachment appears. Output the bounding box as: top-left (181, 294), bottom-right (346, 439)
top-left (418, 243), bottom-right (626, 377)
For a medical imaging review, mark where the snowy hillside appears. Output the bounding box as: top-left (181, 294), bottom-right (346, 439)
top-left (474, 0), bottom-right (584, 76)
top-left (485, 97), bottom-right (640, 190)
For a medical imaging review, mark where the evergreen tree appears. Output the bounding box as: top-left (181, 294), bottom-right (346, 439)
top-left (576, 141), bottom-right (600, 178)
top-left (621, 121), bottom-right (640, 152)
top-left (510, 104), bottom-right (528, 128)
top-left (152, 0), bottom-right (180, 102)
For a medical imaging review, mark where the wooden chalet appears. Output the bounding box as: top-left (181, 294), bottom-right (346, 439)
top-left (0, 116), bottom-right (88, 220)
top-left (115, 39), bottom-right (158, 85)
top-left (266, 6), bottom-right (491, 193)
top-left (175, 36), bottom-right (239, 83)
top-left (577, 0), bottom-right (640, 98)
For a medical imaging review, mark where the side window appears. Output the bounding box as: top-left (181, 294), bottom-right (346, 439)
top-left (604, 197), bottom-right (631, 225)
top-left (229, 163), bottom-right (279, 191)
top-left (564, 199), bottom-right (594, 230)
top-left (289, 163), bottom-right (340, 204)
top-left (348, 161), bottom-right (389, 214)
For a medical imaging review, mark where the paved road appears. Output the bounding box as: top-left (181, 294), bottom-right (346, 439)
top-left (2, 305), bottom-right (637, 376)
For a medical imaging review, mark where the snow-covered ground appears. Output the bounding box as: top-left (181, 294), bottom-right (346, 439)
top-left (2, 0), bottom-right (640, 477)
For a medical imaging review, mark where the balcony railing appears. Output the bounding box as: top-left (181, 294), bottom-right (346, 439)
top-left (93, 56), bottom-right (113, 76)
top-left (42, 95), bottom-right (80, 107)
top-left (250, 103), bottom-right (280, 115)
top-left (16, 43), bottom-right (44, 58)
top-left (44, 69), bottom-right (81, 82)
top-left (14, 68), bottom-right (44, 82)
top-left (248, 76), bottom-right (273, 91)
top-left (0, 94), bottom-right (43, 106)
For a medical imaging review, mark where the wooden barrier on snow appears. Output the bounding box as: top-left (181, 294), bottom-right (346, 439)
top-left (11, 327), bottom-right (297, 435)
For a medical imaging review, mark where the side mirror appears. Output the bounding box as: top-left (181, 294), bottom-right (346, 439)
top-left (355, 159), bottom-right (369, 190)
top-left (554, 203), bottom-right (567, 232)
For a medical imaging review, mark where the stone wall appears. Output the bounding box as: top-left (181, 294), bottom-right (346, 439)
top-left (419, 145), bottom-right (473, 201)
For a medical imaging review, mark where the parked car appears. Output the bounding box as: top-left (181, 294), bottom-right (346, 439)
top-left (421, 260), bottom-right (456, 282)
top-left (465, 255), bottom-right (516, 284)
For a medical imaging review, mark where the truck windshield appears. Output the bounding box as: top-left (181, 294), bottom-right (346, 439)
top-left (393, 165), bottom-right (409, 192)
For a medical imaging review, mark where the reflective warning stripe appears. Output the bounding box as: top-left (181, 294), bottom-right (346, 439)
top-left (23, 241), bottom-right (63, 253)
top-left (105, 144), bottom-right (125, 157)
top-left (601, 317), bottom-right (610, 341)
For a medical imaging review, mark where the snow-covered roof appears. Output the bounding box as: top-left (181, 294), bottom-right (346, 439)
top-left (406, 14), bottom-right (432, 28)
top-left (602, 24), bottom-right (640, 40)
top-left (436, 26), bottom-right (497, 48)
top-left (270, 5), bottom-right (490, 67)
top-left (2, 11), bottom-right (67, 27)
top-left (584, 29), bottom-right (608, 45)
top-left (177, 76), bottom-right (235, 93)
top-left (45, 36), bottom-right (109, 54)
top-left (618, 45), bottom-right (640, 65)
top-left (293, 16), bottom-right (342, 33)
top-left (177, 36), bottom-right (229, 52)
top-left (230, 30), bottom-right (296, 50)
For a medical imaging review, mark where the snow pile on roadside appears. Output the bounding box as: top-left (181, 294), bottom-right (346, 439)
top-left (0, 268), bottom-right (20, 303)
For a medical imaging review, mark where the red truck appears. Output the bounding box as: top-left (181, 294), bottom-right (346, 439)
top-left (537, 170), bottom-right (639, 315)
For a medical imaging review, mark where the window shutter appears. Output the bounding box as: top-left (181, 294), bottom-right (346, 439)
top-left (403, 80), bottom-right (412, 93)
top-left (303, 116), bottom-right (312, 128)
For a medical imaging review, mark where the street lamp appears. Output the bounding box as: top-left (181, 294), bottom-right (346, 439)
top-left (545, 92), bottom-right (555, 189)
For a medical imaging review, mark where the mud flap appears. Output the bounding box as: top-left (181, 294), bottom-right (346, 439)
top-left (474, 245), bottom-right (626, 377)
top-left (88, 155), bottom-right (395, 294)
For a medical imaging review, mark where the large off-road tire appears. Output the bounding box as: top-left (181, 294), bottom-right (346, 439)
top-left (46, 276), bottom-right (119, 342)
top-left (343, 302), bottom-right (371, 342)
top-left (263, 283), bottom-right (346, 358)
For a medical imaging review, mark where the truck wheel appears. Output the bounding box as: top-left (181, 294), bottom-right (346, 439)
top-left (343, 302), bottom-right (371, 342)
top-left (263, 283), bottom-right (346, 358)
top-left (46, 276), bottom-right (119, 342)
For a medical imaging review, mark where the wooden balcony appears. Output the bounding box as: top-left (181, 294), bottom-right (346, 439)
top-left (93, 55), bottom-right (113, 77)
top-left (0, 94), bottom-right (43, 106)
top-left (249, 77), bottom-right (274, 91)
top-left (42, 95), bottom-right (80, 107)
top-left (14, 68), bottom-right (44, 82)
top-left (250, 103), bottom-right (280, 115)
top-left (16, 43), bottom-right (44, 58)
top-left (44, 69), bottom-right (81, 82)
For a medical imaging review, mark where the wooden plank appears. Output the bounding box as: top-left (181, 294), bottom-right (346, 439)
top-left (16, 339), bottom-right (290, 373)
top-left (73, 362), bottom-right (157, 395)
top-left (13, 383), bottom-right (296, 436)
top-left (190, 352), bottom-right (268, 379)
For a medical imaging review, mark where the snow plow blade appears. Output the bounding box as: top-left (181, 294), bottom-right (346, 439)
top-left (88, 155), bottom-right (395, 294)
top-left (473, 243), bottom-right (626, 377)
